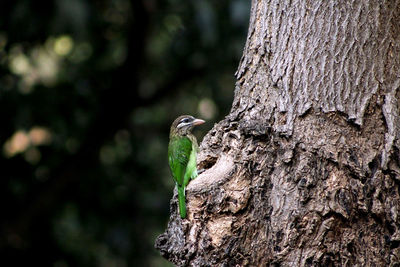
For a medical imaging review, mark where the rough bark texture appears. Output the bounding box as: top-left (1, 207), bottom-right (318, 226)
top-left (156, 0), bottom-right (400, 266)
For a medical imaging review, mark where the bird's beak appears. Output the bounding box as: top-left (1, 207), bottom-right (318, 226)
top-left (192, 118), bottom-right (205, 126)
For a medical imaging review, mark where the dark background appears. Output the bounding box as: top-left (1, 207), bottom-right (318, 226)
top-left (0, 0), bottom-right (250, 265)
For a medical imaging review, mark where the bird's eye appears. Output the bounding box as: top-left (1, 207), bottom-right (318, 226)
top-left (180, 118), bottom-right (190, 124)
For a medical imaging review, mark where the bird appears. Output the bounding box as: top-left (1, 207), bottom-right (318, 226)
top-left (168, 115), bottom-right (205, 219)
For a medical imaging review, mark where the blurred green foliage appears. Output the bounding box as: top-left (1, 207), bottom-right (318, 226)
top-left (0, 0), bottom-right (250, 266)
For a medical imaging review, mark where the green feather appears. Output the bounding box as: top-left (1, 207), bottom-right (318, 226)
top-left (177, 185), bottom-right (186, 219)
top-left (168, 136), bottom-right (193, 186)
top-left (168, 115), bottom-right (204, 219)
top-left (184, 143), bottom-right (199, 185)
top-left (168, 136), bottom-right (193, 219)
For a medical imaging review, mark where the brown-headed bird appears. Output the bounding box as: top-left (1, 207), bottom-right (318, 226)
top-left (168, 115), bottom-right (205, 219)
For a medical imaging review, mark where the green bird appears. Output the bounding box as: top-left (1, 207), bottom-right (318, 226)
top-left (168, 115), bottom-right (205, 219)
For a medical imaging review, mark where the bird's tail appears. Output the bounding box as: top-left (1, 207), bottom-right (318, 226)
top-left (177, 185), bottom-right (186, 219)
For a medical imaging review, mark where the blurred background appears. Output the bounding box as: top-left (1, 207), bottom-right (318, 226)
top-left (0, 0), bottom-right (250, 266)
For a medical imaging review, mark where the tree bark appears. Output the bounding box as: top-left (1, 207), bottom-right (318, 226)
top-left (155, 0), bottom-right (400, 266)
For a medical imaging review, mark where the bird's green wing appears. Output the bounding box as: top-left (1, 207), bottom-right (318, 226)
top-left (168, 136), bottom-right (193, 186)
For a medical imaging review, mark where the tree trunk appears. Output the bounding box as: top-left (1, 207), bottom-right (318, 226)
top-left (155, 0), bottom-right (400, 266)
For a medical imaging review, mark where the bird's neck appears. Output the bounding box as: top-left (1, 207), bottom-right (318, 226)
top-left (170, 131), bottom-right (197, 143)
top-left (170, 128), bottom-right (190, 138)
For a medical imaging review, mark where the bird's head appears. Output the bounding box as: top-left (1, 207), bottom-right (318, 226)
top-left (170, 115), bottom-right (205, 136)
